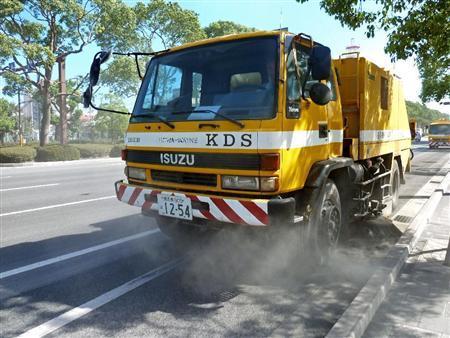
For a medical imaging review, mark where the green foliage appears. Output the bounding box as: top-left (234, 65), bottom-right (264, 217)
top-left (109, 144), bottom-right (124, 157)
top-left (94, 95), bottom-right (129, 142)
top-left (100, 0), bottom-right (205, 98)
top-left (134, 0), bottom-right (205, 49)
top-left (35, 144), bottom-right (80, 162)
top-left (69, 108), bottom-right (83, 138)
top-left (204, 20), bottom-right (257, 38)
top-left (0, 98), bottom-right (16, 143)
top-left (100, 56), bottom-right (143, 98)
top-left (405, 101), bottom-right (447, 127)
top-left (72, 143), bottom-right (113, 158)
top-left (0, 146), bottom-right (36, 163)
top-left (0, 0), bottom-right (136, 145)
top-left (297, 0), bottom-right (449, 102)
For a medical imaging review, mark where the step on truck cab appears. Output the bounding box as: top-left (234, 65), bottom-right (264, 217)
top-left (84, 30), bottom-right (412, 260)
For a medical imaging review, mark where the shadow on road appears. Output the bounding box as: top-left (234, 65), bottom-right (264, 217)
top-left (0, 214), bottom-right (156, 272)
top-left (1, 213), bottom-right (404, 338)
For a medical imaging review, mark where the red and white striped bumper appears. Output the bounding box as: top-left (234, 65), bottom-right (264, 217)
top-left (429, 140), bottom-right (449, 147)
top-left (115, 181), bottom-right (270, 226)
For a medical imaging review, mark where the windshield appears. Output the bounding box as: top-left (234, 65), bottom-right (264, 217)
top-left (429, 124), bottom-right (450, 135)
top-left (132, 37), bottom-right (278, 123)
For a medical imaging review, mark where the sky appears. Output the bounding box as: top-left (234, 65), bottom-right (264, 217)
top-left (5, 0), bottom-right (449, 115)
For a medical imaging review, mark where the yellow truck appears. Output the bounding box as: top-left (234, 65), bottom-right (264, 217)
top-left (84, 30), bottom-right (412, 261)
top-left (428, 119), bottom-right (450, 148)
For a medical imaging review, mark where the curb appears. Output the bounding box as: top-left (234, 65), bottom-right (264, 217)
top-left (0, 157), bottom-right (121, 167)
top-left (326, 171), bottom-right (450, 338)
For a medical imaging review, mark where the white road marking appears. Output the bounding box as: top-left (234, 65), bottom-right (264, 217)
top-left (0, 229), bottom-right (160, 279)
top-left (0, 183), bottom-right (60, 192)
top-left (1, 175), bottom-right (12, 179)
top-left (17, 258), bottom-right (184, 338)
top-left (0, 195), bottom-right (116, 217)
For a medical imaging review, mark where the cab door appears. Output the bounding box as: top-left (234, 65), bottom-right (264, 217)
top-left (326, 66), bottom-right (343, 157)
top-left (281, 39), bottom-right (330, 191)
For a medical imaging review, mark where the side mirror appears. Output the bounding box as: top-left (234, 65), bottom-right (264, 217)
top-left (309, 82), bottom-right (331, 106)
top-left (83, 85), bottom-right (92, 108)
top-left (83, 50), bottom-right (129, 115)
top-left (89, 50), bottom-right (111, 87)
top-left (84, 51), bottom-right (112, 108)
top-left (309, 46), bottom-right (331, 81)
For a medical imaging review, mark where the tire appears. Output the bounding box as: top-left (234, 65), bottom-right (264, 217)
top-left (390, 160), bottom-right (400, 211)
top-left (309, 179), bottom-right (342, 265)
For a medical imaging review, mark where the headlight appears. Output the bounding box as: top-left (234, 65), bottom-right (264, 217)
top-left (221, 176), bottom-right (278, 192)
top-left (222, 175), bottom-right (259, 191)
top-left (126, 166), bottom-right (146, 181)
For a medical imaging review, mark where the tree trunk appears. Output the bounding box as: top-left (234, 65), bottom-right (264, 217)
top-left (39, 67), bottom-right (52, 146)
top-left (58, 57), bottom-right (68, 144)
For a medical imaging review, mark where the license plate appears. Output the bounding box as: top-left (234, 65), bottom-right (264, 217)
top-left (157, 194), bottom-right (193, 220)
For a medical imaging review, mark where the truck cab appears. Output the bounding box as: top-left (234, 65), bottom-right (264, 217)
top-left (118, 31), bottom-right (339, 224)
top-left (428, 119), bottom-right (450, 148)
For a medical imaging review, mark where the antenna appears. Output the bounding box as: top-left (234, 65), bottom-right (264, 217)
top-left (280, 7), bottom-right (282, 30)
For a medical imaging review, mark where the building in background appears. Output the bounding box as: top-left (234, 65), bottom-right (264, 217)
top-left (21, 94), bottom-right (40, 141)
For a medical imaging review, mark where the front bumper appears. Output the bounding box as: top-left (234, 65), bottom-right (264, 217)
top-left (429, 139), bottom-right (449, 147)
top-left (115, 181), bottom-right (295, 227)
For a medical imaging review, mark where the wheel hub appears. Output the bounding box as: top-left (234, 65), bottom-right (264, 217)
top-left (322, 201), bottom-right (341, 247)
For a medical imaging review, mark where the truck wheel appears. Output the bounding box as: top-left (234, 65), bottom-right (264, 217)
top-left (390, 160), bottom-right (400, 210)
top-left (310, 179), bottom-right (342, 265)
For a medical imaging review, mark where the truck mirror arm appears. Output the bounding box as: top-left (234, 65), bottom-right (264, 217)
top-left (112, 50), bottom-right (170, 80)
top-left (83, 84), bottom-right (131, 115)
top-left (83, 49), bottom-right (169, 116)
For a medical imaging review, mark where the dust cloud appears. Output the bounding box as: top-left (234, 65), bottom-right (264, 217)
top-left (176, 217), bottom-right (401, 298)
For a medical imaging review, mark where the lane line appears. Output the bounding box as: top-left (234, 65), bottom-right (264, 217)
top-left (0, 195), bottom-right (116, 217)
top-left (0, 229), bottom-right (160, 279)
top-left (17, 258), bottom-right (184, 338)
top-left (0, 183), bottom-right (60, 192)
top-left (3, 162), bottom-right (123, 171)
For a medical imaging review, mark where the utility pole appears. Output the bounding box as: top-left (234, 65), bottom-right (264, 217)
top-left (58, 56), bottom-right (68, 144)
top-left (9, 62), bottom-right (24, 146)
top-left (17, 88), bottom-right (23, 146)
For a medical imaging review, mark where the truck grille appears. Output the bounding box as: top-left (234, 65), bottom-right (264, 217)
top-left (151, 170), bottom-right (217, 187)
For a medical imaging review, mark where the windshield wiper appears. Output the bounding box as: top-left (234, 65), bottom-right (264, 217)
top-left (131, 113), bottom-right (175, 129)
top-left (172, 109), bottom-right (244, 129)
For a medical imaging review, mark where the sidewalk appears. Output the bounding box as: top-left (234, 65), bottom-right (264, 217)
top-left (363, 193), bottom-right (450, 338)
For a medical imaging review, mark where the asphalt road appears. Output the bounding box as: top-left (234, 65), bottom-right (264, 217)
top-left (1, 142), bottom-right (449, 338)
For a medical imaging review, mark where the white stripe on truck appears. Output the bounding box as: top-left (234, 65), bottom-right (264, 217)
top-left (125, 130), bottom-right (343, 150)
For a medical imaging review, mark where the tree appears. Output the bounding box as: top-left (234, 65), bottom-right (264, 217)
top-left (297, 0), bottom-right (449, 103)
top-left (134, 0), bottom-right (205, 50)
top-left (405, 100), bottom-right (447, 128)
top-left (0, 98), bottom-right (16, 144)
top-left (94, 95), bottom-right (129, 143)
top-left (0, 0), bottom-right (135, 146)
top-left (98, 0), bottom-right (205, 99)
top-left (204, 20), bottom-right (257, 38)
top-left (68, 108), bottom-right (83, 139)
top-left (50, 77), bottom-right (85, 139)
